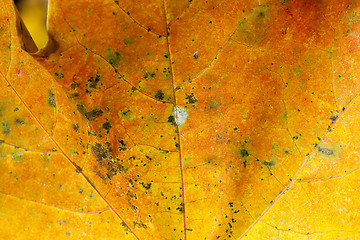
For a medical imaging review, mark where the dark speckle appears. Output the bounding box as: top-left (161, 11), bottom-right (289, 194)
top-left (168, 115), bottom-right (176, 126)
top-left (330, 115), bottom-right (338, 123)
top-left (258, 11), bottom-right (265, 18)
top-left (141, 182), bottom-right (152, 190)
top-left (88, 74), bottom-right (101, 89)
top-left (102, 122), bottom-right (112, 133)
top-left (144, 72), bottom-right (156, 79)
top-left (154, 90), bottom-right (165, 100)
top-left (185, 93), bottom-right (198, 104)
top-left (240, 149), bottom-right (249, 157)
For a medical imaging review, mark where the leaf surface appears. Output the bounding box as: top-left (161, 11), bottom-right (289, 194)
top-left (1, 0), bottom-right (360, 239)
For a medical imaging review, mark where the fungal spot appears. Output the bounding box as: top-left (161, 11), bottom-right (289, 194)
top-left (185, 93), bottom-right (198, 104)
top-left (15, 119), bottom-right (25, 125)
top-left (236, 5), bottom-right (270, 45)
top-left (173, 106), bottom-right (189, 126)
top-left (144, 72), bottom-right (156, 79)
top-left (193, 51), bottom-right (198, 59)
top-left (176, 206), bottom-right (183, 213)
top-left (11, 152), bottom-right (23, 162)
top-left (106, 48), bottom-right (122, 68)
top-left (70, 93), bottom-right (79, 98)
top-left (1, 121), bottom-right (10, 135)
top-left (154, 90), bottom-right (165, 100)
top-left (240, 148), bottom-right (249, 157)
top-left (119, 109), bottom-right (132, 119)
top-left (318, 147), bottom-right (333, 155)
top-left (72, 123), bottom-right (79, 132)
top-left (102, 122), bottom-right (112, 133)
top-left (141, 182), bottom-right (152, 190)
top-left (209, 101), bottom-right (218, 109)
top-left (330, 115), bottom-right (338, 123)
top-left (167, 115), bottom-right (176, 126)
top-left (76, 103), bottom-right (103, 121)
top-left (263, 160), bottom-right (275, 166)
top-left (70, 82), bottom-right (81, 89)
top-left (54, 72), bottom-right (64, 79)
top-left (48, 90), bottom-right (56, 107)
top-left (123, 38), bottom-right (135, 45)
top-left (118, 139), bottom-right (127, 151)
top-left (87, 74), bottom-right (101, 89)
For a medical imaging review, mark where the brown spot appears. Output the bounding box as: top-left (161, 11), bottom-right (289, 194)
top-left (15, 119), bottom-right (25, 125)
top-left (91, 143), bottom-right (110, 164)
top-left (264, 160), bottom-right (275, 166)
top-left (76, 103), bottom-right (103, 121)
top-left (318, 147), bottom-right (333, 155)
top-left (72, 123), bottom-right (79, 132)
top-left (48, 90), bottom-right (56, 107)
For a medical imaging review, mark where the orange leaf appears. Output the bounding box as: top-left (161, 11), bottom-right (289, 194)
top-left (1, 0), bottom-right (360, 239)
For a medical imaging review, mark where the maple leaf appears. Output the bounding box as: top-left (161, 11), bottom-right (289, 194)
top-left (1, 0), bottom-right (360, 239)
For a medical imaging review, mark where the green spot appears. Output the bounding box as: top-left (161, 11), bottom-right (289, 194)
top-left (42, 153), bottom-right (51, 162)
top-left (1, 121), bottom-right (10, 135)
top-left (119, 109), bottom-right (132, 119)
top-left (69, 149), bottom-right (80, 155)
top-left (210, 101), bottom-right (218, 109)
top-left (70, 82), bottom-right (81, 89)
top-left (48, 90), bottom-right (56, 107)
top-left (123, 38), bottom-right (135, 45)
top-left (144, 72), bottom-right (156, 79)
top-left (106, 48), bottom-right (122, 68)
top-left (11, 152), bottom-right (23, 162)
top-left (76, 103), bottom-right (103, 121)
top-left (263, 160), bottom-right (276, 167)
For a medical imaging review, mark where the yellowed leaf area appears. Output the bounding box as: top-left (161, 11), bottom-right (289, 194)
top-left (1, 0), bottom-right (360, 239)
